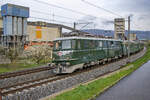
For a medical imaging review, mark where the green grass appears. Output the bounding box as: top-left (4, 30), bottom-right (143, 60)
top-left (0, 57), bottom-right (52, 74)
top-left (50, 46), bottom-right (150, 100)
top-left (0, 63), bottom-right (44, 74)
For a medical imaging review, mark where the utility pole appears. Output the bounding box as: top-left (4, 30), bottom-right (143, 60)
top-left (128, 16), bottom-right (130, 62)
top-left (73, 22), bottom-right (76, 30)
top-left (53, 13), bottom-right (55, 23)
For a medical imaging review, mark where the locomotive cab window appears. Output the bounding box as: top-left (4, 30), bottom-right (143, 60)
top-left (62, 40), bottom-right (71, 50)
top-left (54, 41), bottom-right (61, 50)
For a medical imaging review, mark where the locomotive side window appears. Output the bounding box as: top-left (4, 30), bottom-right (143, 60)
top-left (72, 40), bottom-right (76, 49)
top-left (77, 40), bottom-right (81, 49)
top-left (62, 40), bottom-right (71, 49)
top-left (103, 41), bottom-right (107, 48)
top-left (108, 41), bottom-right (114, 47)
top-left (114, 41), bottom-right (121, 47)
top-left (89, 40), bottom-right (95, 49)
top-left (98, 41), bottom-right (102, 48)
top-left (84, 40), bottom-right (89, 49)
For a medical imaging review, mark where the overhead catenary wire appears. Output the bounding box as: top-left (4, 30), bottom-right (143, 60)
top-left (29, 16), bottom-right (74, 25)
top-left (31, 0), bottom-right (114, 22)
top-left (81, 0), bottom-right (123, 18)
top-left (31, 0), bottom-right (115, 30)
top-left (32, 0), bottom-right (89, 16)
top-left (2, 0), bottom-right (128, 30)
top-left (31, 10), bottom-right (89, 22)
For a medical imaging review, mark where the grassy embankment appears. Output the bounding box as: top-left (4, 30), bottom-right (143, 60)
top-left (0, 58), bottom-right (52, 74)
top-left (50, 46), bottom-right (150, 100)
top-left (0, 63), bottom-right (45, 74)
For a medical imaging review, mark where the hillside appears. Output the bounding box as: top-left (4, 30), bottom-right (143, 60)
top-left (82, 29), bottom-right (150, 40)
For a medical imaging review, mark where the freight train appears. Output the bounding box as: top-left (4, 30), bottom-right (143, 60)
top-left (51, 37), bottom-right (144, 74)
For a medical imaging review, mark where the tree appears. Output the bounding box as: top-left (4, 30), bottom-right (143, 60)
top-left (5, 48), bottom-right (19, 63)
top-left (24, 45), bottom-right (52, 64)
top-left (0, 46), bottom-right (5, 55)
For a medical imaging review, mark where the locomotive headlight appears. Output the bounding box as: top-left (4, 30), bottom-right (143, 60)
top-left (66, 57), bottom-right (70, 60)
top-left (51, 63), bottom-right (56, 66)
top-left (52, 57), bottom-right (55, 60)
top-left (66, 62), bottom-right (70, 66)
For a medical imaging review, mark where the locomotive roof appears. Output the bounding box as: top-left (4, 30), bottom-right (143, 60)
top-left (54, 37), bottom-right (123, 42)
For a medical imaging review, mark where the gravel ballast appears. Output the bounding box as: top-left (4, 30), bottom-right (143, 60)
top-left (1, 48), bottom-right (146, 100)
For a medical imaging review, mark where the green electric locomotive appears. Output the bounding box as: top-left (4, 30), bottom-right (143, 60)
top-left (52, 37), bottom-right (143, 74)
top-left (52, 37), bottom-right (128, 74)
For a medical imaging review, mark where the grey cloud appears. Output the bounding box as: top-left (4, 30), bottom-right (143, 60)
top-left (78, 15), bottom-right (97, 22)
top-left (102, 20), bottom-right (114, 25)
top-left (138, 14), bottom-right (150, 21)
top-left (106, 0), bottom-right (150, 13)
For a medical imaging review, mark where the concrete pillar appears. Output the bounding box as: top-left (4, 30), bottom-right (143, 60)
top-left (23, 18), bottom-right (27, 35)
top-left (17, 17), bottom-right (23, 35)
top-left (13, 16), bottom-right (17, 35)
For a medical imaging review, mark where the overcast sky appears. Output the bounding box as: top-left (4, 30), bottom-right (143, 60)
top-left (0, 0), bottom-right (150, 31)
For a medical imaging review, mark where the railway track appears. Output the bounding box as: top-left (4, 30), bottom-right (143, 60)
top-left (0, 49), bottom-right (144, 98)
top-left (0, 65), bottom-right (54, 79)
top-left (0, 56), bottom-right (125, 97)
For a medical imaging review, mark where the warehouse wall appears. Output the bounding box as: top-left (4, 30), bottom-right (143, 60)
top-left (27, 25), bottom-right (61, 42)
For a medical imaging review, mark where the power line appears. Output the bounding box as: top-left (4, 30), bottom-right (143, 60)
top-left (32, 0), bottom-right (89, 16)
top-left (29, 16), bottom-right (74, 25)
top-left (81, 0), bottom-right (123, 18)
top-left (31, 10), bottom-right (87, 21)
top-left (31, 0), bottom-right (114, 22)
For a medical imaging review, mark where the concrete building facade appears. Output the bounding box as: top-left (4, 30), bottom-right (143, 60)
top-left (27, 22), bottom-right (61, 42)
top-left (23, 21), bottom-right (62, 48)
top-left (129, 33), bottom-right (137, 41)
top-left (114, 18), bottom-right (125, 40)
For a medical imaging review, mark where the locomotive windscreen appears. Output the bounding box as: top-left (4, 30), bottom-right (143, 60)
top-left (53, 40), bottom-right (76, 50)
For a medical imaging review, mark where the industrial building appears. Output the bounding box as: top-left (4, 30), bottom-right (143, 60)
top-left (129, 33), bottom-right (137, 41)
top-left (27, 22), bottom-right (61, 42)
top-left (0, 3), bottom-right (29, 49)
top-left (0, 4), bottom-right (63, 49)
top-left (25, 21), bottom-right (62, 48)
top-left (114, 18), bottom-right (125, 40)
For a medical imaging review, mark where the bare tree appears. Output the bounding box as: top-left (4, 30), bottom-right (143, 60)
top-left (0, 46), bottom-right (5, 55)
top-left (5, 48), bottom-right (19, 63)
